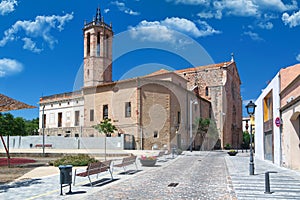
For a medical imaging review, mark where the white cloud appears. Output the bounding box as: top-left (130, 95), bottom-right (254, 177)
top-left (22, 38), bottom-right (42, 53)
top-left (163, 17), bottom-right (220, 37)
top-left (255, 0), bottom-right (298, 12)
top-left (124, 9), bottom-right (139, 16)
top-left (197, 11), bottom-right (214, 19)
top-left (129, 17), bottom-right (220, 43)
top-left (0, 0), bottom-right (17, 15)
top-left (214, 0), bottom-right (260, 18)
top-left (282, 10), bottom-right (300, 27)
top-left (243, 31), bottom-right (263, 41)
top-left (166, 0), bottom-right (209, 6)
top-left (0, 58), bottom-right (23, 77)
top-left (170, 0), bottom-right (298, 20)
top-left (129, 20), bottom-right (175, 43)
top-left (296, 54), bottom-right (300, 62)
top-left (257, 21), bottom-right (273, 29)
top-left (0, 13), bottom-right (74, 52)
top-left (112, 1), bottom-right (140, 16)
top-left (104, 8), bottom-right (110, 13)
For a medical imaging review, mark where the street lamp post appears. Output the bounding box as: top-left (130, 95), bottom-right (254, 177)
top-left (246, 100), bottom-right (256, 175)
top-left (42, 105), bottom-right (45, 157)
top-left (190, 99), bottom-right (198, 152)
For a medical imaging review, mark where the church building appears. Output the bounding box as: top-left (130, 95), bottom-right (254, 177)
top-left (39, 8), bottom-right (242, 150)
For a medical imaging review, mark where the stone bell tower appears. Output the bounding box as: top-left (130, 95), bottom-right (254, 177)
top-left (83, 7), bottom-right (113, 87)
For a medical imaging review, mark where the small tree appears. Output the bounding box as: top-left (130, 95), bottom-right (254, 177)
top-left (242, 131), bottom-right (250, 149)
top-left (93, 119), bottom-right (117, 160)
top-left (195, 117), bottom-right (211, 150)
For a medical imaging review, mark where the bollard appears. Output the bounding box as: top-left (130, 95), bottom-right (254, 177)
top-left (172, 147), bottom-right (176, 159)
top-left (264, 171), bottom-right (277, 194)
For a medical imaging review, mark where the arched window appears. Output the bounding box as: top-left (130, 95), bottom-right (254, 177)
top-left (87, 33), bottom-right (91, 56)
top-left (97, 32), bottom-right (100, 57)
top-left (205, 86), bottom-right (209, 96)
top-left (105, 34), bottom-right (109, 58)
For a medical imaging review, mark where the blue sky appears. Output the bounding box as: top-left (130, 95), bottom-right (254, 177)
top-left (1, 0), bottom-right (300, 119)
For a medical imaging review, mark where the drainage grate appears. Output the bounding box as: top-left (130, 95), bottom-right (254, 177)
top-left (168, 183), bottom-right (179, 187)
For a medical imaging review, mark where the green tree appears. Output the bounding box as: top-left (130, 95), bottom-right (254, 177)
top-left (13, 117), bottom-right (26, 136)
top-left (195, 117), bottom-right (211, 150)
top-left (93, 118), bottom-right (117, 160)
top-left (0, 113), bottom-right (16, 136)
top-left (242, 131), bottom-right (250, 149)
top-left (0, 114), bottom-right (39, 136)
top-left (25, 118), bottom-right (39, 135)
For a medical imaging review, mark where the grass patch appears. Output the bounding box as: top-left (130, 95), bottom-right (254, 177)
top-left (49, 154), bottom-right (98, 167)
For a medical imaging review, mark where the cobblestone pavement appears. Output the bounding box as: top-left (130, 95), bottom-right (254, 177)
top-left (68, 151), bottom-right (236, 200)
top-left (5, 150), bottom-right (300, 200)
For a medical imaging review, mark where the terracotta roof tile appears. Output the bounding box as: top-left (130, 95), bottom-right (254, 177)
top-left (176, 61), bottom-right (233, 74)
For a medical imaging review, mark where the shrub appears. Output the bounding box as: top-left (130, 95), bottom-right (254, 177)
top-left (177, 148), bottom-right (183, 155)
top-left (224, 143), bottom-right (231, 150)
top-left (50, 154), bottom-right (98, 167)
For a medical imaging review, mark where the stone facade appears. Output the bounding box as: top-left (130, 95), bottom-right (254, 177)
top-left (39, 8), bottom-right (242, 151)
top-left (83, 72), bottom-right (208, 150)
top-left (176, 62), bottom-right (242, 149)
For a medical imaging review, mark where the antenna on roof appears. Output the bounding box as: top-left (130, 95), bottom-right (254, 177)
top-left (231, 53), bottom-right (235, 62)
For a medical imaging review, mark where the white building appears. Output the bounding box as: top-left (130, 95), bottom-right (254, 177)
top-left (255, 72), bottom-right (281, 165)
top-left (39, 91), bottom-right (84, 137)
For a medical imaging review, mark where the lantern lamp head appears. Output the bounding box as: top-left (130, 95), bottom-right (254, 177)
top-left (246, 100), bottom-right (256, 116)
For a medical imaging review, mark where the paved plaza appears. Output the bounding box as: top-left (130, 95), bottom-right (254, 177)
top-left (1, 151), bottom-right (300, 200)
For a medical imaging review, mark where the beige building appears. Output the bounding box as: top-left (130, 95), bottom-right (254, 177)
top-left (280, 64), bottom-right (300, 170)
top-left (255, 63), bottom-right (300, 169)
top-left (39, 8), bottom-right (242, 150)
top-left (176, 61), bottom-right (243, 149)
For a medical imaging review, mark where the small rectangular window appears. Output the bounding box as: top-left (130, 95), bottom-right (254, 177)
top-left (90, 109), bottom-right (94, 121)
top-left (125, 102), bottom-right (131, 118)
top-left (74, 111), bottom-right (80, 126)
top-left (58, 112), bottom-right (62, 127)
top-left (177, 111), bottom-right (181, 124)
top-left (103, 105), bottom-right (108, 119)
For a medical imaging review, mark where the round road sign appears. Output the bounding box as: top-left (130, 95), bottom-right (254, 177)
top-left (275, 117), bottom-right (281, 127)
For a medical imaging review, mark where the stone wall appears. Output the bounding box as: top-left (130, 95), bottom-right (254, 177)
top-left (177, 62), bottom-right (242, 149)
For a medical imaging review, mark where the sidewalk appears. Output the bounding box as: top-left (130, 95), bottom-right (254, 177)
top-left (226, 152), bottom-right (300, 200)
top-left (1, 151), bottom-right (300, 199)
top-left (0, 150), bottom-right (179, 200)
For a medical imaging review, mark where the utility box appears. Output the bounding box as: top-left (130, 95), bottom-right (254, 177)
top-left (58, 165), bottom-right (72, 195)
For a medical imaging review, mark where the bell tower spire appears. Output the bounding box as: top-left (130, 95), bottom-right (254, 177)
top-left (83, 7), bottom-right (113, 87)
top-left (95, 6), bottom-right (101, 22)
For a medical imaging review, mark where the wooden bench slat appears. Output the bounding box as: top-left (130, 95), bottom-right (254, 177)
top-left (74, 160), bottom-right (113, 186)
top-left (113, 155), bottom-right (138, 174)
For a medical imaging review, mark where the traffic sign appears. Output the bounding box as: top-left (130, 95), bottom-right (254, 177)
top-left (275, 117), bottom-right (281, 127)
